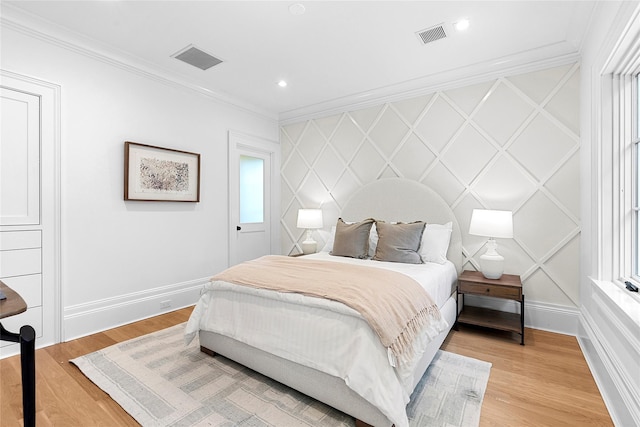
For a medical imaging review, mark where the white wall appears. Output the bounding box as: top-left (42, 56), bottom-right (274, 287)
top-left (281, 62), bottom-right (581, 335)
top-left (578, 2), bottom-right (640, 426)
top-left (1, 20), bottom-right (279, 340)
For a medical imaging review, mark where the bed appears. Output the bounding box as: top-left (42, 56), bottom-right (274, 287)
top-left (185, 178), bottom-right (462, 427)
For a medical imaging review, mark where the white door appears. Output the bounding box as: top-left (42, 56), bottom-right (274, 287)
top-left (228, 131), bottom-right (280, 266)
top-left (0, 72), bottom-right (61, 354)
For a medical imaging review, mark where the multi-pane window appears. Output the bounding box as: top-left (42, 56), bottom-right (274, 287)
top-left (635, 74), bottom-right (640, 279)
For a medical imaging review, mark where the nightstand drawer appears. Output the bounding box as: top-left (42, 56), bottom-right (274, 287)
top-left (459, 281), bottom-right (521, 299)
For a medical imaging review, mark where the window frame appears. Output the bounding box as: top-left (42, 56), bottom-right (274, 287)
top-left (600, 20), bottom-right (640, 305)
top-left (611, 70), bottom-right (640, 304)
top-left (634, 74), bottom-right (640, 282)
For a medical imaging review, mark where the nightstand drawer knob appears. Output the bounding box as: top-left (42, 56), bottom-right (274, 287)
top-left (486, 288), bottom-right (490, 293)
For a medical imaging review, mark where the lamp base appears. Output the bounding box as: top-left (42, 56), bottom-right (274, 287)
top-left (479, 239), bottom-right (504, 279)
top-left (301, 239), bottom-right (317, 255)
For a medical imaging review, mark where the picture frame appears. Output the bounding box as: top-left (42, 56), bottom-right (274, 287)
top-left (124, 141), bottom-right (200, 202)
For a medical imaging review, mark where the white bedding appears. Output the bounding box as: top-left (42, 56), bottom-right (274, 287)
top-left (306, 252), bottom-right (457, 307)
top-left (185, 255), bottom-right (456, 427)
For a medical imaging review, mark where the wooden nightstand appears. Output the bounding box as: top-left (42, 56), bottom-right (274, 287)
top-left (456, 270), bottom-right (525, 345)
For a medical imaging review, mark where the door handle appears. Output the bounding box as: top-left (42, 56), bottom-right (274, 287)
top-left (236, 226), bottom-right (242, 231)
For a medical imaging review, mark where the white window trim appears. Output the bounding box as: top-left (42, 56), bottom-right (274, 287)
top-left (634, 76), bottom-right (640, 282)
top-left (598, 13), bottom-right (640, 313)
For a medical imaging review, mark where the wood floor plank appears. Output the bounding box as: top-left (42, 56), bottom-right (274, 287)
top-left (35, 349), bottom-right (106, 427)
top-left (441, 325), bottom-right (613, 427)
top-left (0, 307), bottom-right (613, 427)
top-left (0, 356), bottom-right (22, 426)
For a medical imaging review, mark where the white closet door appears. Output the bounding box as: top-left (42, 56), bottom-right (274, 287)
top-left (1, 88), bottom-right (40, 226)
top-left (1, 73), bottom-right (61, 354)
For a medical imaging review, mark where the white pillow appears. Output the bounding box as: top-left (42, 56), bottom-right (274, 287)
top-left (321, 225), bottom-right (337, 252)
top-left (368, 222), bottom-right (378, 257)
top-left (419, 222), bottom-right (453, 264)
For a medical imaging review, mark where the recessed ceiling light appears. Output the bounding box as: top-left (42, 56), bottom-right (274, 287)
top-left (289, 3), bottom-right (305, 16)
top-left (454, 19), bottom-right (470, 31)
top-left (278, 80), bottom-right (288, 88)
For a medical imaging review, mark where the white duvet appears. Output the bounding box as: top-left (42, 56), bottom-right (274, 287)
top-left (185, 253), bottom-right (456, 427)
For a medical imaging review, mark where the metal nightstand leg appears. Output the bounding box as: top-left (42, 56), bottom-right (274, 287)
top-left (1, 323), bottom-right (36, 427)
top-left (454, 287), bottom-right (459, 330)
top-left (520, 294), bottom-right (525, 345)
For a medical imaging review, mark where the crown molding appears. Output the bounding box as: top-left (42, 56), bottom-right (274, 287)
top-left (1, 5), bottom-right (278, 122)
top-left (1, 3), bottom-right (584, 127)
top-left (279, 47), bottom-right (581, 125)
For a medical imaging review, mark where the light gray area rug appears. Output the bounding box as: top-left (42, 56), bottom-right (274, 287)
top-left (71, 324), bottom-right (491, 427)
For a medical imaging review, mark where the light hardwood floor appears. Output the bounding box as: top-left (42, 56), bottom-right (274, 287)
top-left (0, 306), bottom-right (613, 426)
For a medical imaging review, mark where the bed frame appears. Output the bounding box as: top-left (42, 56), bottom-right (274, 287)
top-left (199, 178), bottom-right (462, 426)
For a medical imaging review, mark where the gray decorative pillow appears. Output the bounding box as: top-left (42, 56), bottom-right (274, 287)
top-left (330, 218), bottom-right (375, 259)
top-left (373, 221), bottom-right (426, 264)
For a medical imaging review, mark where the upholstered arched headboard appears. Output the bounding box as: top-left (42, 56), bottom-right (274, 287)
top-left (340, 178), bottom-right (462, 273)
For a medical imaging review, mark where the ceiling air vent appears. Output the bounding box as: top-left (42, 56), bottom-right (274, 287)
top-left (416, 24), bottom-right (447, 45)
top-left (172, 45), bottom-right (222, 71)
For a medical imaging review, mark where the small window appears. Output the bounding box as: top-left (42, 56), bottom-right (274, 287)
top-left (239, 155), bottom-right (264, 224)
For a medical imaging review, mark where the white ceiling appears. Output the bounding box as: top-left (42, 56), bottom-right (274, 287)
top-left (3, 1), bottom-right (596, 121)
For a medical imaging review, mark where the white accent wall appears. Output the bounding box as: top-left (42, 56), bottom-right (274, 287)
top-left (281, 62), bottom-right (581, 335)
top-left (1, 18), bottom-right (279, 342)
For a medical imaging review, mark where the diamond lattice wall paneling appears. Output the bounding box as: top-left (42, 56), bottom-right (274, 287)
top-left (350, 106), bottom-right (383, 134)
top-left (415, 96), bottom-right (465, 154)
top-left (445, 81), bottom-right (495, 116)
top-left (472, 82), bottom-right (534, 147)
top-left (423, 163), bottom-right (466, 206)
top-left (314, 145), bottom-right (345, 190)
top-left (368, 107), bottom-right (410, 158)
top-left (392, 94), bottom-right (433, 124)
top-left (331, 115), bottom-right (365, 162)
top-left (544, 152), bottom-right (580, 218)
top-left (473, 155), bottom-right (537, 211)
top-left (297, 123), bottom-right (325, 166)
top-left (350, 140), bottom-right (386, 184)
top-left (280, 63), bottom-right (580, 309)
top-left (441, 125), bottom-right (497, 184)
top-left (508, 115), bottom-right (577, 181)
top-left (391, 133), bottom-right (436, 181)
top-left (314, 114), bottom-right (342, 138)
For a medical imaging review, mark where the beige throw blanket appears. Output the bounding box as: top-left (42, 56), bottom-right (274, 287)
top-left (211, 255), bottom-right (442, 366)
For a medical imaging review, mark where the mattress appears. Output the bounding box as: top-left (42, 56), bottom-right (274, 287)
top-left (185, 255), bottom-right (457, 427)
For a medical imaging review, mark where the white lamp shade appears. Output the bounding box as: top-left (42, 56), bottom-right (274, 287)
top-left (297, 209), bottom-right (323, 229)
top-left (468, 209), bottom-right (513, 238)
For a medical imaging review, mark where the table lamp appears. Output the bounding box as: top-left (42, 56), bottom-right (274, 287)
top-left (297, 209), bottom-right (323, 254)
top-left (468, 209), bottom-right (513, 279)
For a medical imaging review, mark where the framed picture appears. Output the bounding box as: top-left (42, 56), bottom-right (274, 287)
top-left (124, 141), bottom-right (200, 202)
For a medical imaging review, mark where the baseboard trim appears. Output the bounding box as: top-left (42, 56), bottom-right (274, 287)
top-left (578, 311), bottom-right (639, 426)
top-left (63, 277), bottom-right (208, 341)
top-left (63, 286), bottom-right (580, 341)
top-left (463, 295), bottom-right (579, 336)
